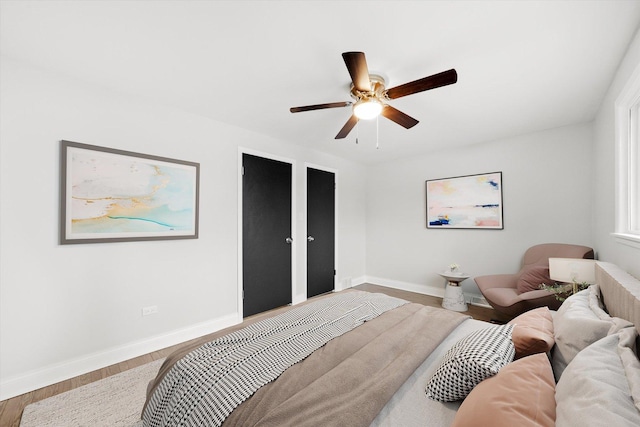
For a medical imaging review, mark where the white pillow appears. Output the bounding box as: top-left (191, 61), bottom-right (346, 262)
top-left (425, 324), bottom-right (515, 402)
top-left (552, 285), bottom-right (632, 380)
top-left (556, 327), bottom-right (640, 426)
top-left (618, 327), bottom-right (640, 412)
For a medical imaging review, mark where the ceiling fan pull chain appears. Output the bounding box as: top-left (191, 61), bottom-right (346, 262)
top-left (376, 115), bottom-right (380, 150)
top-left (356, 121), bottom-right (359, 144)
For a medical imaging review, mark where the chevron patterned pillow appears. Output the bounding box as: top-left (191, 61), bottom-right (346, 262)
top-left (426, 324), bottom-right (515, 402)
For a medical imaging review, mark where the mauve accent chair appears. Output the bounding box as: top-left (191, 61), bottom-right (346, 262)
top-left (474, 243), bottom-right (595, 318)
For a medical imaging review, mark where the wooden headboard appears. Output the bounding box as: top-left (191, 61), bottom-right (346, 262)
top-left (595, 261), bottom-right (640, 335)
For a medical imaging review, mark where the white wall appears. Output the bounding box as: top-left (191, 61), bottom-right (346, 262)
top-left (0, 57), bottom-right (367, 399)
top-left (365, 123), bottom-right (594, 298)
top-left (593, 27), bottom-right (640, 278)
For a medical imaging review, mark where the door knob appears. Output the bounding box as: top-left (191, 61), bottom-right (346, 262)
top-left (285, 237), bottom-right (293, 244)
top-left (307, 236), bottom-right (315, 242)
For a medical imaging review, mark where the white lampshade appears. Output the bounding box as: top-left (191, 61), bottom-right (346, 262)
top-left (353, 98), bottom-right (383, 120)
top-left (548, 258), bottom-right (596, 284)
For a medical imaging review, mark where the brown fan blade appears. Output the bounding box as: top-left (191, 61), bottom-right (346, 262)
top-left (386, 69), bottom-right (457, 100)
top-left (335, 115), bottom-right (359, 139)
top-left (381, 105), bottom-right (419, 129)
top-left (290, 101), bottom-right (351, 113)
top-left (342, 52), bottom-right (371, 92)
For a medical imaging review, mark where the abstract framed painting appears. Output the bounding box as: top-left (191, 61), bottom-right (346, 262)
top-left (426, 172), bottom-right (503, 229)
top-left (60, 140), bottom-right (200, 244)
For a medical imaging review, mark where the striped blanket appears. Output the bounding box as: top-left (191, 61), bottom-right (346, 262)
top-left (143, 291), bottom-right (408, 427)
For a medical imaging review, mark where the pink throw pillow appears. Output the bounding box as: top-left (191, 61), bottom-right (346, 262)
top-left (508, 307), bottom-right (555, 359)
top-left (516, 265), bottom-right (554, 293)
top-left (451, 353), bottom-right (556, 427)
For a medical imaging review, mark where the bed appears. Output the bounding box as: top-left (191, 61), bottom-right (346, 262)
top-left (141, 261), bottom-right (640, 426)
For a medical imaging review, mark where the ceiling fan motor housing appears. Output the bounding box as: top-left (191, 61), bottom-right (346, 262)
top-left (350, 74), bottom-right (387, 101)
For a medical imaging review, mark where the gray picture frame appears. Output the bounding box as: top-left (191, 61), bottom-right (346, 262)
top-left (60, 140), bottom-right (200, 244)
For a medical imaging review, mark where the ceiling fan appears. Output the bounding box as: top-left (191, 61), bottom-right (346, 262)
top-left (290, 51), bottom-right (458, 139)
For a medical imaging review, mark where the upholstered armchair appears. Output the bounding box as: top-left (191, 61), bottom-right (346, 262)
top-left (474, 243), bottom-right (595, 318)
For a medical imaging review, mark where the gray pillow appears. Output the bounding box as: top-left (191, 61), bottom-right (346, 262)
top-left (556, 327), bottom-right (640, 426)
top-left (552, 285), bottom-right (632, 380)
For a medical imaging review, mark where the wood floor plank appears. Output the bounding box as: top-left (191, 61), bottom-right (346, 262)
top-left (0, 393), bottom-right (33, 427)
top-left (0, 284), bottom-right (507, 426)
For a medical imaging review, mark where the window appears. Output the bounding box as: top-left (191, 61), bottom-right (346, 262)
top-left (614, 65), bottom-right (640, 248)
top-left (631, 102), bottom-right (640, 232)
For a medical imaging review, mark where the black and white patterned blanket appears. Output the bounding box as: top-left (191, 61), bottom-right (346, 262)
top-left (142, 291), bottom-right (408, 427)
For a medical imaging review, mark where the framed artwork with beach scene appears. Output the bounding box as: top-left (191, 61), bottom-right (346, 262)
top-left (60, 140), bottom-right (199, 244)
top-left (426, 172), bottom-right (503, 229)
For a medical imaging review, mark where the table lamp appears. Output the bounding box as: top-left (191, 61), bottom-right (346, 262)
top-left (548, 258), bottom-right (597, 294)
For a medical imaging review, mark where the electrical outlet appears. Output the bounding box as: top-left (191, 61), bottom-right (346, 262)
top-left (142, 305), bottom-right (158, 316)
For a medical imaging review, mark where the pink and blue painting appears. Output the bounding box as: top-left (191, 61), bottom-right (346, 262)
top-left (426, 172), bottom-right (503, 229)
top-left (61, 141), bottom-right (199, 244)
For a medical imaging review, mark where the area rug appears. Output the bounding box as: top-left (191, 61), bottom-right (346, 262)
top-left (20, 358), bottom-right (164, 427)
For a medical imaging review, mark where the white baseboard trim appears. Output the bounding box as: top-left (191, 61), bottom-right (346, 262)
top-left (0, 313), bottom-right (240, 401)
top-left (351, 275), bottom-right (367, 287)
top-left (364, 276), bottom-right (446, 298)
top-left (292, 293), bottom-right (306, 305)
top-left (362, 276), bottom-right (484, 305)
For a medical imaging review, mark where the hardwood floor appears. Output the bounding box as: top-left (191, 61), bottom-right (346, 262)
top-left (0, 284), bottom-right (508, 426)
top-left (352, 283), bottom-right (511, 323)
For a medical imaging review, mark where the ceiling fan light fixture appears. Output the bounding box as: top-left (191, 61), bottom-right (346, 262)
top-left (353, 97), bottom-right (383, 120)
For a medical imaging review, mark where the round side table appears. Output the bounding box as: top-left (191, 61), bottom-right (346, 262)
top-left (438, 272), bottom-right (469, 312)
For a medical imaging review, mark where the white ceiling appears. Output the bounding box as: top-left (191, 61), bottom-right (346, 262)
top-left (2, 1), bottom-right (640, 164)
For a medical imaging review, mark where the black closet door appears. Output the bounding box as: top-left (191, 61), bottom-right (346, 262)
top-left (307, 167), bottom-right (335, 298)
top-left (242, 154), bottom-right (292, 317)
